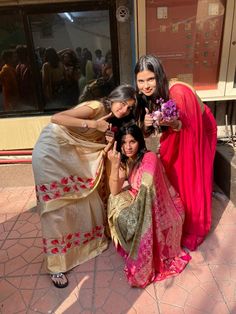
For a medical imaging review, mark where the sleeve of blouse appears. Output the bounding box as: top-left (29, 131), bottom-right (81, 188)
top-left (75, 100), bottom-right (104, 119)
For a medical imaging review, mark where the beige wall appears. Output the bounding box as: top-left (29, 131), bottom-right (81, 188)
top-left (0, 116), bottom-right (51, 150)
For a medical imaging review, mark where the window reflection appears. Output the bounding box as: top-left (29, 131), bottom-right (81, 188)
top-left (0, 14), bottom-right (38, 113)
top-left (29, 10), bottom-right (114, 110)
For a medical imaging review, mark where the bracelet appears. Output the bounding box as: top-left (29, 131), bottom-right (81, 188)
top-left (81, 121), bottom-right (88, 129)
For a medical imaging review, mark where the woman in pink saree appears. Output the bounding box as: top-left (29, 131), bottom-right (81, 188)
top-left (134, 55), bottom-right (217, 251)
top-left (107, 125), bottom-right (190, 288)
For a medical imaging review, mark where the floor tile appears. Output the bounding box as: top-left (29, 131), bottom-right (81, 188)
top-left (0, 181), bottom-right (236, 314)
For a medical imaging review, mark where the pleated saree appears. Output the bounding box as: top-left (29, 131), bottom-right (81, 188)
top-left (32, 101), bottom-right (109, 274)
top-left (108, 152), bottom-right (190, 288)
top-left (160, 84), bottom-right (217, 250)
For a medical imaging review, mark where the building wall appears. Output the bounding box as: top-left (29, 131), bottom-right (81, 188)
top-left (0, 0), bottom-right (235, 150)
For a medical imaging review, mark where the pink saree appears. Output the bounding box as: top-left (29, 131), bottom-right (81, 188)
top-left (160, 84), bottom-right (217, 251)
top-left (108, 152), bottom-right (190, 288)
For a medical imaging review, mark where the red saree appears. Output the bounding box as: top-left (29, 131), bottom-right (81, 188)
top-left (160, 84), bottom-right (217, 251)
top-left (108, 152), bottom-right (190, 288)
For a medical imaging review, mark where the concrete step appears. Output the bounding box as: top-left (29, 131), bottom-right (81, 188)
top-left (214, 142), bottom-right (236, 206)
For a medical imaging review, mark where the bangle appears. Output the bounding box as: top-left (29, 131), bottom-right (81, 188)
top-left (81, 121), bottom-right (88, 129)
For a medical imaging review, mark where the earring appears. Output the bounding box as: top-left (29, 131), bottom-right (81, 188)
top-left (138, 91), bottom-right (142, 94)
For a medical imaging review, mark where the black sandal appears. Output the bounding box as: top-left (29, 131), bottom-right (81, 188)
top-left (50, 273), bottom-right (68, 288)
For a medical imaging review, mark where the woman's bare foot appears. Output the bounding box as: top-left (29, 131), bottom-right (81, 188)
top-left (50, 273), bottom-right (68, 288)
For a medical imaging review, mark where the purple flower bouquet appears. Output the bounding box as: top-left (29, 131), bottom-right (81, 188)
top-left (152, 98), bottom-right (179, 127)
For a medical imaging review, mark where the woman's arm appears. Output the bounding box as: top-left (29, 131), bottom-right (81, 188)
top-left (107, 142), bottom-right (126, 195)
top-left (51, 104), bottom-right (112, 132)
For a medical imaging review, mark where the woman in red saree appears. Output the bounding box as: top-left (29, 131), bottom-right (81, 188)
top-left (107, 125), bottom-right (190, 288)
top-left (134, 55), bottom-right (217, 251)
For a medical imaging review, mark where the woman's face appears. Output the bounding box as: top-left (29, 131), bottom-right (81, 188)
top-left (121, 134), bottom-right (139, 159)
top-left (63, 53), bottom-right (71, 65)
top-left (111, 99), bottom-right (135, 119)
top-left (136, 70), bottom-right (156, 97)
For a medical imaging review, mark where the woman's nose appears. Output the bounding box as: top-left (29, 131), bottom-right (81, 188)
top-left (121, 106), bottom-right (129, 115)
top-left (144, 81), bottom-right (149, 88)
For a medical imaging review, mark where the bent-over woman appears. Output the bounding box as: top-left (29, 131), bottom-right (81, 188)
top-left (32, 85), bottom-right (136, 288)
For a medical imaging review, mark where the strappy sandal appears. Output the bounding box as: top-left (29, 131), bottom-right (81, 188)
top-left (50, 273), bottom-right (68, 288)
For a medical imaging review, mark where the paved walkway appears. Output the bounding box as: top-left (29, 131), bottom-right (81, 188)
top-left (0, 165), bottom-right (236, 313)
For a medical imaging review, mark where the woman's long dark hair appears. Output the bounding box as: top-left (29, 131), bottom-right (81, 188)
top-left (134, 55), bottom-right (169, 131)
top-left (115, 124), bottom-right (147, 167)
top-left (44, 48), bottom-right (60, 68)
top-left (134, 55), bottom-right (169, 121)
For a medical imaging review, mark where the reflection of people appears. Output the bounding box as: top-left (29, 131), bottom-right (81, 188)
top-left (60, 49), bottom-right (80, 107)
top-left (0, 49), bottom-right (19, 111)
top-left (93, 49), bottom-right (105, 78)
top-left (41, 47), bottom-right (64, 106)
top-left (107, 125), bottom-right (190, 288)
top-left (16, 45), bottom-right (35, 107)
top-left (134, 55), bottom-right (217, 251)
top-left (79, 55), bottom-right (115, 103)
top-left (81, 49), bottom-right (94, 83)
top-left (32, 85), bottom-right (136, 288)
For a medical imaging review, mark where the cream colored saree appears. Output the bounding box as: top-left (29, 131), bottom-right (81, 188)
top-left (32, 101), bottom-right (109, 273)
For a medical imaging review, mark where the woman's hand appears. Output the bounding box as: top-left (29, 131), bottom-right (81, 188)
top-left (144, 108), bottom-right (154, 128)
top-left (103, 129), bottom-right (115, 155)
top-left (96, 113), bottom-right (112, 132)
top-left (159, 118), bottom-right (182, 131)
top-left (107, 141), bottom-right (121, 168)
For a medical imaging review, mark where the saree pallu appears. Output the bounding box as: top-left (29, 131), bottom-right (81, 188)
top-left (160, 84), bottom-right (217, 251)
top-left (32, 101), bottom-right (109, 273)
top-left (108, 152), bottom-right (190, 288)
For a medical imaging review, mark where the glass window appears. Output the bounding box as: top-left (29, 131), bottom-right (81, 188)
top-left (146, 0), bottom-right (226, 90)
top-left (29, 10), bottom-right (114, 111)
top-left (0, 1), bottom-right (118, 117)
top-left (0, 13), bottom-right (38, 114)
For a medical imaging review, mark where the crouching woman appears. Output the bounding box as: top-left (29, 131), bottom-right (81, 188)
top-left (107, 124), bottom-right (190, 288)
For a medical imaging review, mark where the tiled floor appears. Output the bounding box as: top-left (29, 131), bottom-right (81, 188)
top-left (0, 166), bottom-right (236, 313)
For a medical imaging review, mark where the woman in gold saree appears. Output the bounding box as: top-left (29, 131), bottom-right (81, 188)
top-left (32, 85), bottom-right (136, 288)
top-left (107, 125), bottom-right (190, 288)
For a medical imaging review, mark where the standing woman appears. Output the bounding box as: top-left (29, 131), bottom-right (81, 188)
top-left (41, 47), bottom-right (65, 107)
top-left (134, 55), bottom-right (217, 251)
top-left (32, 85), bottom-right (136, 288)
